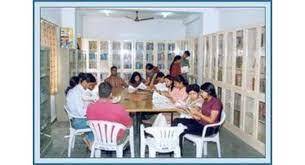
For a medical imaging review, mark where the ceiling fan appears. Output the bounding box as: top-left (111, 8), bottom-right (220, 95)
top-left (125, 11), bottom-right (154, 22)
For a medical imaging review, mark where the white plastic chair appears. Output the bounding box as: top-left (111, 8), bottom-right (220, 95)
top-left (63, 105), bottom-right (92, 157)
top-left (183, 111), bottom-right (226, 158)
top-left (88, 120), bottom-right (134, 158)
top-left (140, 124), bottom-right (186, 158)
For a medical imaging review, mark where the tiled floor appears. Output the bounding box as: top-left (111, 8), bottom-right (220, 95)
top-left (42, 121), bottom-right (264, 158)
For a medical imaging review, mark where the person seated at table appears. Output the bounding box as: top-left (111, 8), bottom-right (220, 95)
top-left (176, 84), bottom-right (204, 118)
top-left (169, 55), bottom-right (182, 77)
top-left (128, 71), bottom-right (147, 92)
top-left (66, 73), bottom-right (96, 149)
top-left (105, 66), bottom-right (128, 88)
top-left (164, 75), bottom-right (174, 91)
top-left (162, 75), bottom-right (188, 103)
top-left (145, 63), bottom-right (159, 86)
top-left (87, 82), bottom-right (132, 145)
top-left (172, 82), bottom-right (223, 149)
top-left (152, 72), bottom-right (166, 90)
top-left (82, 73), bottom-right (98, 107)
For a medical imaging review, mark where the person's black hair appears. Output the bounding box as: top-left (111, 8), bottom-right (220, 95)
top-left (200, 82), bottom-right (217, 98)
top-left (170, 55), bottom-right (182, 74)
top-left (65, 76), bottom-right (79, 95)
top-left (186, 84), bottom-right (200, 93)
top-left (78, 72), bottom-right (87, 83)
top-left (98, 82), bottom-right (112, 98)
top-left (111, 66), bottom-right (117, 70)
top-left (184, 50), bottom-right (190, 57)
top-left (156, 72), bottom-right (165, 79)
top-left (145, 63), bottom-right (154, 70)
top-left (164, 75), bottom-right (174, 90)
top-left (173, 75), bottom-right (189, 86)
top-left (86, 73), bottom-right (97, 83)
top-left (129, 72), bottom-right (143, 85)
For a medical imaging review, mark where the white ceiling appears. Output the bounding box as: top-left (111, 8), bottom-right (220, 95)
top-left (77, 8), bottom-right (202, 20)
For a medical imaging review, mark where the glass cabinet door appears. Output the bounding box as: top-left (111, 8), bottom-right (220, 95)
top-left (260, 26), bottom-right (266, 94)
top-left (194, 38), bottom-right (199, 76)
top-left (89, 52), bottom-right (97, 69)
top-left (205, 37), bottom-right (210, 78)
top-left (226, 32), bottom-right (233, 85)
top-left (78, 50), bottom-right (86, 73)
top-left (69, 49), bottom-right (76, 75)
top-left (258, 101), bottom-right (266, 143)
top-left (167, 43), bottom-right (175, 69)
top-left (212, 35), bottom-right (217, 79)
top-left (245, 97), bottom-right (255, 135)
top-left (218, 34), bottom-right (224, 81)
top-left (157, 43), bottom-right (165, 69)
top-left (89, 41), bottom-right (97, 52)
top-left (225, 89), bottom-right (232, 123)
top-left (146, 42), bottom-right (154, 64)
top-left (135, 42), bottom-right (144, 69)
top-left (233, 93), bottom-right (242, 127)
top-left (123, 42), bottom-right (132, 69)
top-left (235, 30), bottom-right (244, 87)
top-left (112, 41), bottom-right (121, 69)
top-left (100, 41), bottom-right (109, 72)
top-left (246, 28), bottom-right (258, 91)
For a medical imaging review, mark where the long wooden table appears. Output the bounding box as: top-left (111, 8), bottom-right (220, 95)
top-left (111, 88), bottom-right (182, 157)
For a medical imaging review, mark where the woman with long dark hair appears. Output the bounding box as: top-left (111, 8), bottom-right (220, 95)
top-left (129, 71), bottom-right (145, 88)
top-left (172, 82), bottom-right (223, 149)
top-left (169, 55), bottom-right (182, 77)
top-left (65, 76), bottom-right (79, 95)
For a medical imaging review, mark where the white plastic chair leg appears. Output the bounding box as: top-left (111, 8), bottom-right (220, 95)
top-left (174, 148), bottom-right (181, 158)
top-left (216, 140), bottom-right (221, 157)
top-left (196, 142), bottom-right (203, 158)
top-left (149, 149), bottom-right (156, 158)
top-left (140, 144), bottom-right (145, 158)
top-left (95, 149), bottom-right (101, 158)
top-left (90, 148), bottom-right (95, 158)
top-left (71, 136), bottom-right (75, 149)
top-left (116, 147), bottom-right (123, 158)
top-left (203, 142), bottom-right (208, 156)
top-left (68, 136), bottom-right (73, 157)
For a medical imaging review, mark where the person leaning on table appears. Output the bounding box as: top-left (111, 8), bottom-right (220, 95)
top-left (172, 82), bottom-right (223, 150)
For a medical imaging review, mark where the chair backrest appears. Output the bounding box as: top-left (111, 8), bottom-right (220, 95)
top-left (202, 110), bottom-right (226, 137)
top-left (142, 124), bottom-right (186, 150)
top-left (64, 105), bottom-right (73, 128)
top-left (89, 120), bottom-right (127, 147)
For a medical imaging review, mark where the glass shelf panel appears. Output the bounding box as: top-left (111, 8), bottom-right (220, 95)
top-left (135, 42), bottom-right (144, 69)
top-left (218, 34), bottom-right (224, 81)
top-left (246, 28), bottom-right (258, 91)
top-left (235, 30), bottom-right (244, 87)
top-left (234, 92), bottom-right (242, 127)
top-left (146, 42), bottom-right (154, 64)
top-left (245, 97), bottom-right (255, 135)
top-left (123, 42), bottom-right (132, 69)
top-left (226, 32), bottom-right (233, 85)
top-left (157, 43), bottom-right (165, 69)
top-left (112, 41), bottom-right (121, 69)
top-left (167, 43), bottom-right (175, 69)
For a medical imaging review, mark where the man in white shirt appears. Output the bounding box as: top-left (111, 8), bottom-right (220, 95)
top-left (66, 73), bottom-right (97, 148)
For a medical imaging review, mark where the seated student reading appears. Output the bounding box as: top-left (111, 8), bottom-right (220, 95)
top-left (86, 82), bottom-right (132, 144)
top-left (162, 75), bottom-right (188, 103)
top-left (152, 72), bottom-right (166, 91)
top-left (145, 63), bottom-right (159, 86)
top-left (176, 84), bottom-right (204, 118)
top-left (172, 82), bottom-right (223, 149)
top-left (128, 71), bottom-right (147, 92)
top-left (105, 66), bottom-right (128, 88)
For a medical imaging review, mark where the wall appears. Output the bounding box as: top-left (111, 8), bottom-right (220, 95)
top-left (81, 15), bottom-right (186, 40)
top-left (218, 8), bottom-right (265, 31)
top-left (40, 8), bottom-right (62, 26)
top-left (184, 14), bottom-right (203, 38)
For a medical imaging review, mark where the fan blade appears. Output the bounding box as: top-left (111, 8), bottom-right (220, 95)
top-left (138, 17), bottom-right (154, 21)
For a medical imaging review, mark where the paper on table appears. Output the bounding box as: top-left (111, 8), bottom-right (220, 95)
top-left (154, 82), bottom-right (168, 92)
top-left (152, 92), bottom-right (175, 109)
top-left (128, 83), bottom-right (147, 93)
